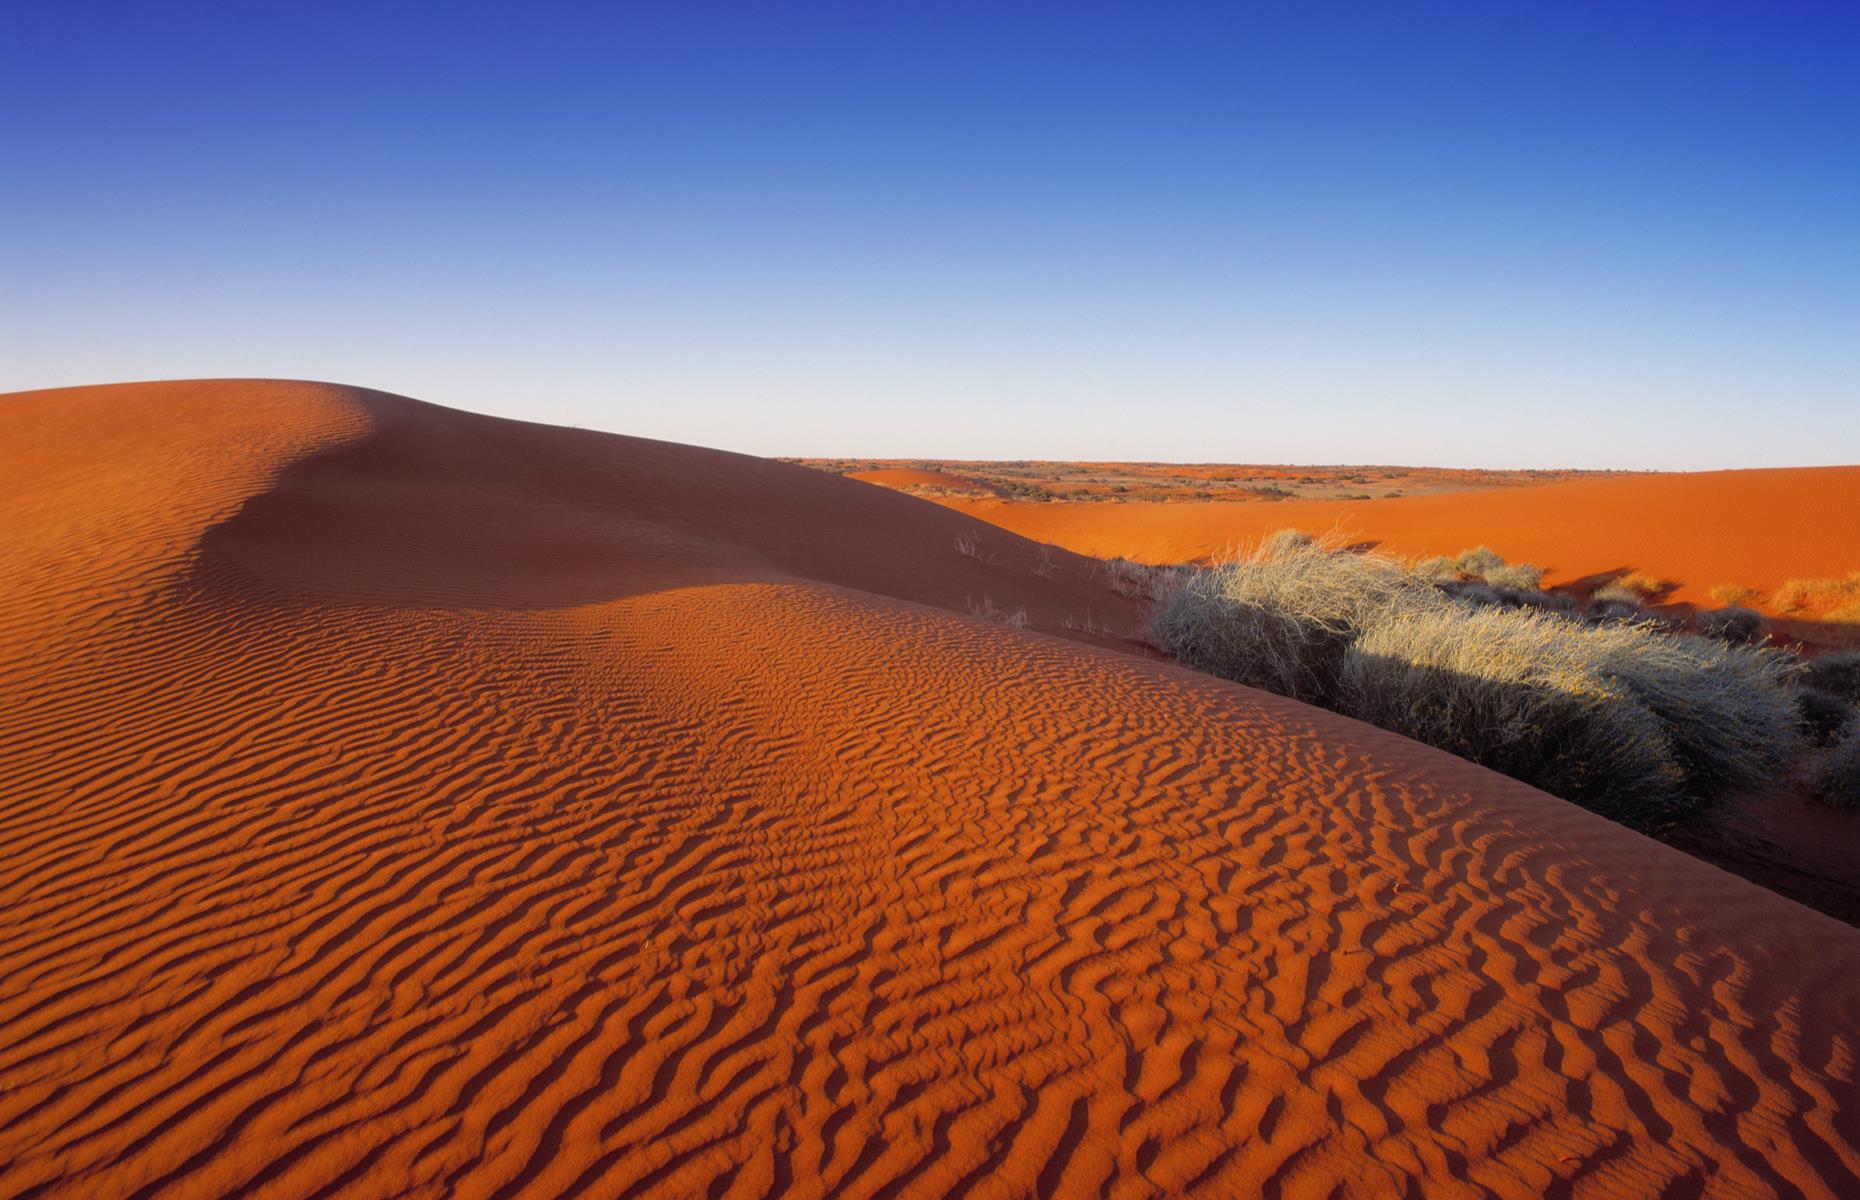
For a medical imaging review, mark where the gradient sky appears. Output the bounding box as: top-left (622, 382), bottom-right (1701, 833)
top-left (4, 1), bottom-right (1857, 468)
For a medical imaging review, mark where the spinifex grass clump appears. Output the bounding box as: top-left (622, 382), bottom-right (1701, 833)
top-left (1776, 572), bottom-right (1860, 622)
top-left (1146, 533), bottom-right (1429, 706)
top-left (1805, 650), bottom-right (1860, 702)
top-left (1817, 716), bottom-right (1860, 809)
top-left (1696, 606), bottom-right (1767, 645)
top-left (1147, 532), bottom-right (1802, 827)
top-left (1416, 545), bottom-right (1558, 611)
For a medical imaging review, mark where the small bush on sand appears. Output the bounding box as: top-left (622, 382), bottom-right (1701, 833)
top-left (1147, 534), bottom-right (1427, 705)
top-left (1415, 555), bottom-right (1460, 583)
top-left (1456, 546), bottom-right (1506, 578)
top-left (965, 596), bottom-right (1028, 628)
top-left (1798, 687), bottom-right (1854, 747)
top-left (1696, 606), bottom-right (1767, 645)
top-left (1614, 572), bottom-right (1667, 599)
top-left (1775, 572), bottom-right (1860, 620)
top-left (1418, 548), bottom-right (1555, 608)
top-left (953, 531), bottom-right (994, 563)
top-left (1342, 606), bottom-right (1684, 819)
top-left (1261, 528), bottom-right (1315, 557)
top-left (1814, 716), bottom-right (1860, 809)
top-left (1148, 537), bottom-right (1801, 827)
top-left (1710, 583), bottom-right (1763, 608)
top-left (1805, 650), bottom-right (1860, 702)
top-left (1587, 596), bottom-right (1647, 623)
top-left (1482, 562), bottom-right (1544, 592)
top-left (1505, 589), bottom-right (1579, 616)
top-left (1592, 582), bottom-right (1650, 608)
top-left (1100, 556), bottom-right (1179, 601)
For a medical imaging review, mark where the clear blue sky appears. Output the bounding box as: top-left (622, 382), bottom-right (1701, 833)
top-left (4, 1), bottom-right (1856, 468)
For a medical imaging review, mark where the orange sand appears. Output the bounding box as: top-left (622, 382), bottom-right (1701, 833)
top-left (945, 469), bottom-right (1860, 609)
top-left (3, 380), bottom-right (1859, 1198)
top-left (846, 467), bottom-right (995, 494)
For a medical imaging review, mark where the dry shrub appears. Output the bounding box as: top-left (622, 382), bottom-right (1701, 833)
top-left (1148, 537), bottom-right (1802, 827)
top-left (1419, 547), bottom-right (1552, 606)
top-left (1483, 562), bottom-right (1545, 592)
top-left (1262, 528), bottom-right (1315, 556)
top-left (1710, 583), bottom-right (1763, 608)
top-left (1696, 606), bottom-right (1767, 645)
top-left (1614, 572), bottom-right (1667, 599)
top-left (965, 596), bottom-right (1028, 628)
top-left (953, 531), bottom-right (994, 563)
top-left (1814, 716), bottom-right (1860, 809)
top-left (1100, 556), bottom-right (1179, 601)
top-left (1441, 545), bottom-right (1545, 593)
top-left (1798, 688), bottom-right (1854, 746)
top-left (1592, 573), bottom-right (1666, 613)
top-left (1147, 533), bottom-right (1432, 706)
top-left (1587, 595), bottom-right (1648, 623)
top-left (1775, 572), bottom-right (1860, 620)
top-left (1456, 546), bottom-right (1506, 578)
top-left (1415, 555), bottom-right (1460, 582)
top-left (1345, 611), bottom-right (1798, 824)
top-left (1804, 650), bottom-right (1860, 702)
top-left (1450, 546), bottom-right (1510, 576)
top-left (1342, 607), bottom-right (1682, 820)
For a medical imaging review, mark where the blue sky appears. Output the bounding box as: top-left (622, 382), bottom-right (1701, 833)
top-left (4, 1), bottom-right (1856, 467)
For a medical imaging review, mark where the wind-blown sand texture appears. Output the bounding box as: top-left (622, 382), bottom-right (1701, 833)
top-left (935, 469), bottom-right (1860, 610)
top-left (4, 380), bottom-right (1859, 1199)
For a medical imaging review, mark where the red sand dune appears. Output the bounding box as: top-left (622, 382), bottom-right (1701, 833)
top-left (944, 469), bottom-right (1860, 609)
top-left (846, 467), bottom-right (996, 495)
top-left (3, 379), bottom-right (1859, 1198)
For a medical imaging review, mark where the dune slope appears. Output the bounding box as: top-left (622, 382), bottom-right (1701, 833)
top-left (941, 469), bottom-right (1860, 609)
top-left (2, 380), bottom-right (1858, 1199)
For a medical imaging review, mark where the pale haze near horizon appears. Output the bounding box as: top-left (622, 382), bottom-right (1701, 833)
top-left (3, 2), bottom-right (1856, 471)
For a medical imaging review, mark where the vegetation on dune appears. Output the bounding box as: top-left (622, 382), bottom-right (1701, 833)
top-left (1696, 606), bottom-right (1767, 645)
top-left (1097, 556), bottom-right (1184, 601)
top-left (1805, 651), bottom-right (1860, 702)
top-left (1816, 717), bottom-right (1860, 809)
top-left (1710, 583), bottom-right (1763, 609)
top-left (1775, 572), bottom-right (1860, 622)
top-left (1145, 532), bottom-right (1804, 828)
top-left (1798, 687), bottom-right (1854, 747)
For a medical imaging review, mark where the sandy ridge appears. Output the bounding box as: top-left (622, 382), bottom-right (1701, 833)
top-left (2, 381), bottom-right (1857, 1198)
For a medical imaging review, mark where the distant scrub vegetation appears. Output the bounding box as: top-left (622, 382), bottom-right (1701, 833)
top-left (1145, 532), bottom-right (1823, 828)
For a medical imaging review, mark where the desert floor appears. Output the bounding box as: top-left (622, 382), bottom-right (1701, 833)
top-left (3, 380), bottom-right (1857, 1198)
top-left (900, 468), bottom-right (1860, 615)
